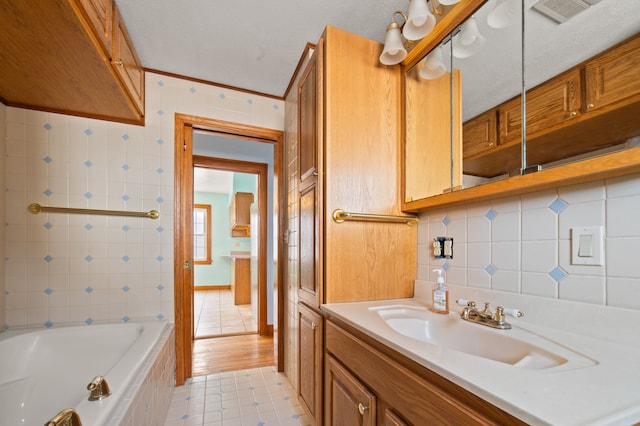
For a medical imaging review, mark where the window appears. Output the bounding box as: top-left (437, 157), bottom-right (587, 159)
top-left (193, 204), bottom-right (211, 264)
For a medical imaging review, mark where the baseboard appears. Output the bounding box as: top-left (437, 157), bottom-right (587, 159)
top-left (194, 285), bottom-right (231, 291)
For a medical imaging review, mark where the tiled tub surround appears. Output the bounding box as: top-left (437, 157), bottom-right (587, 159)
top-left (0, 320), bottom-right (174, 426)
top-left (3, 71), bottom-right (284, 329)
top-left (323, 281), bottom-right (640, 425)
top-left (417, 173), bottom-right (640, 311)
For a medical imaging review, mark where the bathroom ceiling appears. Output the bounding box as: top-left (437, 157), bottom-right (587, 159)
top-left (116, 0), bottom-right (638, 99)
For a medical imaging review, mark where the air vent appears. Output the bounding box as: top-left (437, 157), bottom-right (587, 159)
top-left (533, 0), bottom-right (602, 23)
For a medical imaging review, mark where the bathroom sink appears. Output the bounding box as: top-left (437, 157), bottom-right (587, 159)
top-left (370, 305), bottom-right (595, 370)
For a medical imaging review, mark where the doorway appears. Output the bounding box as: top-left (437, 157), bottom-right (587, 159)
top-left (192, 160), bottom-right (266, 339)
top-left (174, 114), bottom-right (284, 385)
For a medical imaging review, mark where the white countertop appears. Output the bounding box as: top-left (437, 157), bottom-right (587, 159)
top-left (322, 281), bottom-right (640, 426)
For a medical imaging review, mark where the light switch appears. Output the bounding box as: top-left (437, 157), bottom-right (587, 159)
top-left (571, 226), bottom-right (603, 265)
top-left (578, 234), bottom-right (593, 257)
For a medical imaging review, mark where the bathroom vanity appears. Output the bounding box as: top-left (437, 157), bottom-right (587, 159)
top-left (322, 282), bottom-right (640, 425)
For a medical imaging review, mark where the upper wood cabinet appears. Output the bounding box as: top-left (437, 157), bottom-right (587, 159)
top-left (230, 192), bottom-right (254, 237)
top-left (584, 33), bottom-right (640, 114)
top-left (298, 50), bottom-right (320, 189)
top-left (294, 26), bottom-right (416, 308)
top-left (462, 33), bottom-right (640, 178)
top-left (0, 0), bottom-right (144, 124)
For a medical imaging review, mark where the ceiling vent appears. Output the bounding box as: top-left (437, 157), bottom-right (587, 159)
top-left (533, 0), bottom-right (602, 23)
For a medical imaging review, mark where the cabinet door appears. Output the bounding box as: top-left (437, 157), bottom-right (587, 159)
top-left (299, 184), bottom-right (320, 306)
top-left (111, 4), bottom-right (144, 114)
top-left (298, 304), bottom-right (323, 425)
top-left (74, 0), bottom-right (112, 54)
top-left (585, 34), bottom-right (640, 114)
top-left (325, 355), bottom-right (376, 426)
top-left (499, 68), bottom-right (581, 146)
top-left (383, 409), bottom-right (409, 426)
top-left (298, 48), bottom-right (319, 188)
top-left (231, 192), bottom-right (254, 237)
top-left (463, 108), bottom-right (498, 159)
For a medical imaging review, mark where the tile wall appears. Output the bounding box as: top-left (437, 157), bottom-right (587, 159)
top-left (3, 72), bottom-right (284, 329)
top-left (417, 173), bottom-right (640, 310)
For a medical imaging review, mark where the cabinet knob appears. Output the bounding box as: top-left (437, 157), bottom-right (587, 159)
top-left (488, 142), bottom-right (495, 147)
top-left (569, 111), bottom-right (577, 117)
top-left (587, 103), bottom-right (594, 109)
top-left (311, 321), bottom-right (317, 330)
top-left (114, 59), bottom-right (124, 67)
top-left (358, 403), bottom-right (369, 416)
top-left (312, 171), bottom-right (318, 176)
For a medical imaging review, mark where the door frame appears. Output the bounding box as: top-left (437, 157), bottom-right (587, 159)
top-left (174, 113), bottom-right (284, 385)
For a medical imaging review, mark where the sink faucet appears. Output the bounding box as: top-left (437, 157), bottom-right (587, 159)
top-left (458, 300), bottom-right (523, 330)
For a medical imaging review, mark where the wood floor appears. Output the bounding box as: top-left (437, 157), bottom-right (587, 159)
top-left (192, 334), bottom-right (275, 377)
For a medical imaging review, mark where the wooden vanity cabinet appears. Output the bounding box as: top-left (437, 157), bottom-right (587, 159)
top-left (0, 0), bottom-right (144, 124)
top-left (325, 320), bottom-right (527, 426)
top-left (298, 304), bottom-right (324, 425)
top-left (325, 354), bottom-right (376, 426)
top-left (230, 192), bottom-right (254, 237)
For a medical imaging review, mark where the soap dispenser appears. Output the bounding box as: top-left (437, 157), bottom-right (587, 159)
top-left (432, 268), bottom-right (449, 314)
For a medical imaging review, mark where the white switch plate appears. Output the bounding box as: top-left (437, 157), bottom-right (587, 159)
top-left (571, 226), bottom-right (604, 265)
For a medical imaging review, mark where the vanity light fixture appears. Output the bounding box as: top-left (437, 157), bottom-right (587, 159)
top-left (380, 0), bottom-right (441, 65)
top-left (452, 15), bottom-right (485, 58)
top-left (419, 45), bottom-right (447, 79)
top-left (487, 0), bottom-right (520, 28)
top-left (380, 11), bottom-right (409, 65)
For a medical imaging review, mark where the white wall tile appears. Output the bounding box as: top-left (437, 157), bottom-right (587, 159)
top-left (559, 275), bottom-right (605, 305)
top-left (522, 272), bottom-right (557, 298)
top-left (491, 211), bottom-right (520, 242)
top-left (558, 200), bottom-right (605, 239)
top-left (522, 240), bottom-right (557, 273)
top-left (607, 237), bottom-right (640, 278)
top-left (607, 277), bottom-right (640, 309)
top-left (522, 207), bottom-right (557, 241)
top-left (607, 195), bottom-right (640, 237)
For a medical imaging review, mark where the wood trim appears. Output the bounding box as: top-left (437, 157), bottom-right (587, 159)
top-left (194, 285), bottom-right (231, 291)
top-left (283, 42), bottom-right (317, 101)
top-left (403, 146), bottom-right (640, 212)
top-left (174, 113), bottom-right (284, 385)
top-left (145, 68), bottom-right (284, 101)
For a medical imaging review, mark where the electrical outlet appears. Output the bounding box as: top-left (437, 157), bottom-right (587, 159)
top-left (433, 237), bottom-right (453, 259)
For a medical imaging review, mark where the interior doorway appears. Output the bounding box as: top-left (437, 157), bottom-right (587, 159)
top-left (174, 114), bottom-right (284, 385)
top-left (192, 160), bottom-right (266, 340)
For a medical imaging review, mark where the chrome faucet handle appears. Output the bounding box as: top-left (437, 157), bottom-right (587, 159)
top-left (87, 376), bottom-right (111, 401)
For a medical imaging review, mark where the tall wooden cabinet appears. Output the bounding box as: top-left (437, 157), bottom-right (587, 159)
top-left (290, 25), bottom-right (417, 425)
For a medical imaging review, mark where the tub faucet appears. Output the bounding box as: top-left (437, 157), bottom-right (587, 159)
top-left (87, 375), bottom-right (111, 401)
top-left (44, 408), bottom-right (82, 426)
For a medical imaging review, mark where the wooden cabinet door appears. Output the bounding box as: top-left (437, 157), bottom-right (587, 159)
top-left (111, 4), bottom-right (144, 114)
top-left (298, 184), bottom-right (320, 306)
top-left (298, 47), bottom-right (320, 189)
top-left (74, 0), bottom-right (112, 54)
top-left (463, 108), bottom-right (498, 159)
top-left (584, 34), bottom-right (640, 114)
top-left (298, 304), bottom-right (323, 425)
top-left (383, 409), bottom-right (409, 426)
top-left (231, 192), bottom-right (254, 237)
top-left (325, 355), bottom-right (376, 426)
top-left (499, 68), bottom-right (581, 146)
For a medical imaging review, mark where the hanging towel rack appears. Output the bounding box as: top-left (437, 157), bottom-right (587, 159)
top-left (28, 203), bottom-right (160, 219)
top-left (332, 209), bottom-right (418, 226)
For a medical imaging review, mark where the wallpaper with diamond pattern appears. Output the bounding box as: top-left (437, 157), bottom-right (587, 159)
top-left (3, 72), bottom-right (284, 329)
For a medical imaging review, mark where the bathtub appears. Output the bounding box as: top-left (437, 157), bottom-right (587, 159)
top-left (0, 321), bottom-right (175, 426)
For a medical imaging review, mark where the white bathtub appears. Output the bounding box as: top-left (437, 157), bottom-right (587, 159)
top-left (0, 321), bottom-right (174, 426)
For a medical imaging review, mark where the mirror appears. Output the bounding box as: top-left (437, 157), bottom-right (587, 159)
top-left (403, 0), bottom-right (640, 208)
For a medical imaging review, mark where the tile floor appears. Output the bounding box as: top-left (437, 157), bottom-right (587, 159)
top-left (194, 289), bottom-right (257, 337)
top-left (164, 366), bottom-right (312, 426)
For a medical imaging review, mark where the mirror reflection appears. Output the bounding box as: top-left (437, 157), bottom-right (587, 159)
top-left (405, 0), bottom-right (640, 203)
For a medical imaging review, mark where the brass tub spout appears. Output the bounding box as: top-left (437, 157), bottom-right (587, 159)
top-left (87, 375), bottom-right (111, 401)
top-left (44, 408), bottom-right (82, 426)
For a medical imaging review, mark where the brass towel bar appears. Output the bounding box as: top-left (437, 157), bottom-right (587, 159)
top-left (28, 203), bottom-right (160, 220)
top-left (332, 209), bottom-right (418, 226)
